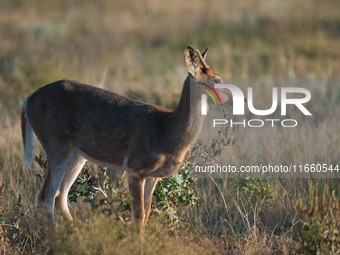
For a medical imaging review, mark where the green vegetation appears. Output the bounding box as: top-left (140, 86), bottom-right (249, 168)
top-left (1, 0), bottom-right (340, 254)
top-left (294, 183), bottom-right (340, 254)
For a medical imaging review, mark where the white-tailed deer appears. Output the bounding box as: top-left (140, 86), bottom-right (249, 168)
top-left (21, 46), bottom-right (232, 233)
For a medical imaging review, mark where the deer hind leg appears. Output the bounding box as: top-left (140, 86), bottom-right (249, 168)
top-left (37, 150), bottom-right (74, 223)
top-left (143, 177), bottom-right (159, 223)
top-left (55, 152), bottom-right (87, 222)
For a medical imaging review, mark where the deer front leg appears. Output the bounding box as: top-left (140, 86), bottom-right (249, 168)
top-left (128, 173), bottom-right (146, 234)
top-left (143, 177), bottom-right (159, 223)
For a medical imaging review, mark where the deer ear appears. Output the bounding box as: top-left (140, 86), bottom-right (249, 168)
top-left (183, 46), bottom-right (199, 76)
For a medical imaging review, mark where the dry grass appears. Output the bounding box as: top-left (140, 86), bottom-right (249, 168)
top-left (1, 0), bottom-right (340, 254)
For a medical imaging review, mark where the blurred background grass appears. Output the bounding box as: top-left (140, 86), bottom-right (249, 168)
top-left (0, 0), bottom-right (340, 254)
top-left (1, 0), bottom-right (339, 113)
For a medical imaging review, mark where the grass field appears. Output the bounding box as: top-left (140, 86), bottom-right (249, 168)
top-left (1, 0), bottom-right (340, 254)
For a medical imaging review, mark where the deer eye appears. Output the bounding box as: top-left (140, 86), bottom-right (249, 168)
top-left (214, 78), bottom-right (222, 84)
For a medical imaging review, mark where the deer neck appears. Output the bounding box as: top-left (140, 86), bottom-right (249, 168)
top-left (164, 76), bottom-right (205, 154)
